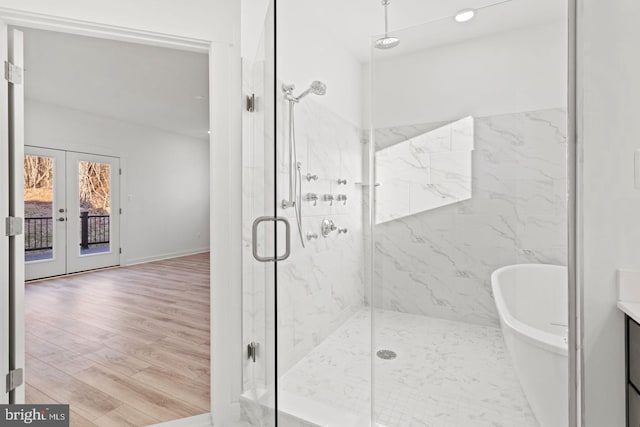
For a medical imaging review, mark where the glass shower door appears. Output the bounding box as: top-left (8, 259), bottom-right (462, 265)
top-left (241, 2), bottom-right (278, 425)
top-left (370, 1), bottom-right (570, 426)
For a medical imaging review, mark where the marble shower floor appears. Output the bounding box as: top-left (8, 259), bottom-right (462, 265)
top-left (279, 309), bottom-right (538, 427)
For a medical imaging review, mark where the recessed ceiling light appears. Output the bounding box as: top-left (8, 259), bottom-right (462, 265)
top-left (454, 9), bottom-right (476, 23)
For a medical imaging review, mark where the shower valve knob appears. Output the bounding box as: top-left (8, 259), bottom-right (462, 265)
top-left (336, 194), bottom-right (347, 205)
top-left (307, 232), bottom-right (318, 241)
top-left (323, 194), bottom-right (334, 206)
top-left (321, 219), bottom-right (336, 237)
top-left (304, 193), bottom-right (319, 206)
top-left (338, 178), bottom-right (347, 185)
top-left (338, 227), bottom-right (348, 234)
top-left (306, 173), bottom-right (319, 182)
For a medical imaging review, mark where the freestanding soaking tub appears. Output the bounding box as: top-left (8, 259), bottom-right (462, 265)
top-left (491, 264), bottom-right (568, 427)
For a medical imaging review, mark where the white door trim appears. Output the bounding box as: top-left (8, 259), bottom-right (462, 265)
top-left (0, 7), bottom-right (211, 53)
top-left (7, 25), bottom-right (25, 404)
top-left (0, 18), bottom-right (11, 406)
top-left (0, 6), bottom-right (244, 426)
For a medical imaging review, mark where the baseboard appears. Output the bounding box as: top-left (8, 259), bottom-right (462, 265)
top-left (125, 248), bottom-right (209, 266)
top-left (148, 413), bottom-right (213, 427)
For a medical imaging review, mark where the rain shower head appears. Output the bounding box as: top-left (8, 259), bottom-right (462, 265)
top-left (375, 36), bottom-right (400, 50)
top-left (375, 0), bottom-right (400, 50)
top-left (295, 81), bottom-right (327, 101)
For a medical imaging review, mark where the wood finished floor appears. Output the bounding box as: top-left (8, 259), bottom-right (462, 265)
top-left (25, 253), bottom-right (210, 427)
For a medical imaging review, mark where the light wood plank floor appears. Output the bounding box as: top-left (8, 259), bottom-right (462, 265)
top-left (25, 253), bottom-right (210, 427)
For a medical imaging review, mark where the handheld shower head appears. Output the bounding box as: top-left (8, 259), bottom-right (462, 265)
top-left (309, 81), bottom-right (327, 95)
top-left (294, 81), bottom-right (326, 101)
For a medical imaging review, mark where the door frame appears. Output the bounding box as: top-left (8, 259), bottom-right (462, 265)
top-left (0, 5), bottom-right (243, 426)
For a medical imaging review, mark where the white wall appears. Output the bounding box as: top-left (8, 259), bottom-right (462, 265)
top-left (241, 0), bottom-right (270, 60)
top-left (278, 0), bottom-right (363, 127)
top-left (366, 21), bottom-right (567, 128)
top-left (25, 100), bottom-right (210, 265)
top-left (580, 1), bottom-right (640, 425)
top-left (241, 0), bottom-right (363, 126)
top-left (0, 0), bottom-right (218, 42)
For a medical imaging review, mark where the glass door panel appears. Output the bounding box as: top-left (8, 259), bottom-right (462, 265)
top-left (77, 160), bottom-right (112, 256)
top-left (66, 152), bottom-right (120, 274)
top-left (370, 1), bottom-right (569, 426)
top-left (240, 1), bottom-right (277, 426)
top-left (24, 146), bottom-right (66, 280)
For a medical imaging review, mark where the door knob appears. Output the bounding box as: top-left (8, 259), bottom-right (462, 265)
top-left (57, 217), bottom-right (66, 222)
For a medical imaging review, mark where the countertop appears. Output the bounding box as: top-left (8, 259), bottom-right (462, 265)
top-left (618, 301), bottom-right (640, 325)
top-left (617, 269), bottom-right (640, 323)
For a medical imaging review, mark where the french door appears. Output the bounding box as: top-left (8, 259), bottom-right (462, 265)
top-left (24, 146), bottom-right (120, 280)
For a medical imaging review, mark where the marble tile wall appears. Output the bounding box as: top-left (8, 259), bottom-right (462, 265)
top-left (375, 116), bottom-right (474, 223)
top-left (275, 91), bottom-right (367, 373)
top-left (374, 108), bottom-right (567, 326)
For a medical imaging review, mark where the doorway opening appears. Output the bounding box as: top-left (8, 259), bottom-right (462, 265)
top-left (19, 26), bottom-right (212, 425)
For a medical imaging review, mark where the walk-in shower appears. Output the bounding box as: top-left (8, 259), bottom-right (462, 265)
top-left (240, 0), bottom-right (572, 425)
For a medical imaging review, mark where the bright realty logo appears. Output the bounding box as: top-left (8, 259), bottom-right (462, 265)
top-left (5, 407), bottom-right (49, 424)
top-left (1, 405), bottom-right (68, 426)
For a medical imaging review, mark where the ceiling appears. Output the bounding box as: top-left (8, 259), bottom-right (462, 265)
top-left (309, 0), bottom-right (566, 62)
top-left (21, 28), bottom-right (210, 140)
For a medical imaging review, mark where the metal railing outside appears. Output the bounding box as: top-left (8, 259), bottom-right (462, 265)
top-left (24, 214), bottom-right (111, 251)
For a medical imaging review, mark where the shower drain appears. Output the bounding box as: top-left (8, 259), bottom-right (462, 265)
top-left (376, 349), bottom-right (397, 360)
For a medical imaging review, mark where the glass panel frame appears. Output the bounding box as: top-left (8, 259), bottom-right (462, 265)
top-left (369, 2), bottom-right (571, 426)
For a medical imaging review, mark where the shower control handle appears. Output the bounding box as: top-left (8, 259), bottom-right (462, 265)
top-left (307, 232), bottom-right (318, 241)
top-left (306, 173), bottom-right (319, 182)
top-left (337, 178), bottom-right (347, 185)
top-left (336, 194), bottom-right (347, 205)
top-left (304, 193), bottom-right (319, 206)
top-left (321, 219), bottom-right (337, 237)
top-left (322, 194), bottom-right (334, 206)
top-left (338, 227), bottom-right (348, 234)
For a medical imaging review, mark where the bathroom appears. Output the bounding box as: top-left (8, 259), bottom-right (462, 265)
top-left (0, 0), bottom-right (639, 425)
top-left (239, 0), bottom-right (571, 426)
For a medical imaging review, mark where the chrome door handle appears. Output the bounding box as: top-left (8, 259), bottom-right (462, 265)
top-left (252, 216), bottom-right (291, 262)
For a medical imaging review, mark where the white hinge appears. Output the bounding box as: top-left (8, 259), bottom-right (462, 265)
top-left (5, 217), bottom-right (23, 237)
top-left (6, 368), bottom-right (23, 392)
top-left (4, 61), bottom-right (22, 85)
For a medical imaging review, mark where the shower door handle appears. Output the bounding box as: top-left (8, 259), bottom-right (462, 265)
top-left (252, 216), bottom-right (291, 262)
